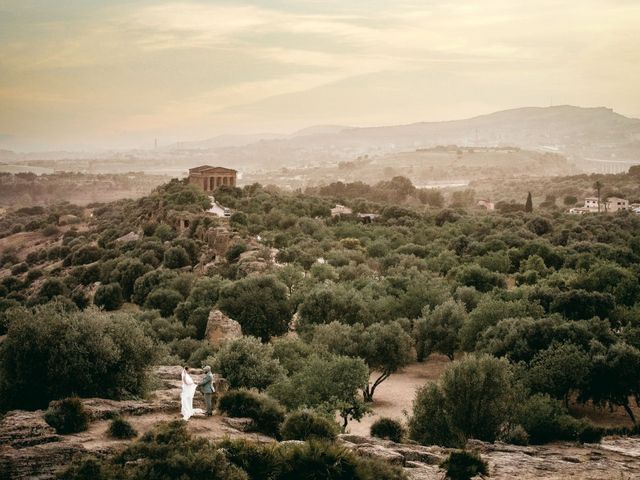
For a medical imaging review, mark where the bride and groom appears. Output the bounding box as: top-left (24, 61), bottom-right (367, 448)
top-left (181, 365), bottom-right (215, 421)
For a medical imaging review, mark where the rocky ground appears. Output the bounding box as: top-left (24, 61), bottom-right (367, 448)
top-left (2, 365), bottom-right (640, 479)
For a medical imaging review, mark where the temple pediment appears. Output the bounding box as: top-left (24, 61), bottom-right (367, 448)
top-left (188, 165), bottom-right (237, 192)
top-left (189, 165), bottom-right (237, 175)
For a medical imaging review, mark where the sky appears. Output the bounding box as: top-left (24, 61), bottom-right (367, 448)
top-left (1, 0), bottom-right (639, 151)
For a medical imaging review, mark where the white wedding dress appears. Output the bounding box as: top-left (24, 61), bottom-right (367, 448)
top-left (181, 369), bottom-right (197, 420)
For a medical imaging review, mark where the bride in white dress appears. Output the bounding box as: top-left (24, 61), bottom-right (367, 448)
top-left (181, 367), bottom-right (197, 420)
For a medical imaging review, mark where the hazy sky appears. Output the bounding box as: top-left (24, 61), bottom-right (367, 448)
top-left (1, 0), bottom-right (639, 151)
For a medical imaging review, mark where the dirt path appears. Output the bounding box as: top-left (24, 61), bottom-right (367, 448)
top-left (348, 356), bottom-right (451, 436)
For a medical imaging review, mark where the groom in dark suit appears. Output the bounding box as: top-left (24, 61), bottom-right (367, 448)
top-left (199, 365), bottom-right (215, 416)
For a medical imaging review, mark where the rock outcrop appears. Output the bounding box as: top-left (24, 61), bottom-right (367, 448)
top-left (0, 410), bottom-right (60, 449)
top-left (114, 231), bottom-right (140, 244)
top-left (0, 366), bottom-right (235, 480)
top-left (336, 434), bottom-right (640, 480)
top-left (222, 417), bottom-right (254, 432)
top-left (204, 309), bottom-right (242, 348)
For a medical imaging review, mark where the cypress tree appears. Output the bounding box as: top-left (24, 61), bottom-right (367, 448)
top-left (525, 192), bottom-right (533, 212)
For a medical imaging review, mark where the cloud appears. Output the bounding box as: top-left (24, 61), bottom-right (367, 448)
top-left (1, 0), bottom-right (639, 149)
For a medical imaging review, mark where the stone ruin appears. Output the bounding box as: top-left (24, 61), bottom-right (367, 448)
top-left (205, 226), bottom-right (231, 258)
top-left (204, 309), bottom-right (242, 348)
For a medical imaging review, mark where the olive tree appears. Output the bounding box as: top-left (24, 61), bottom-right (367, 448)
top-left (94, 282), bottom-right (124, 311)
top-left (525, 342), bottom-right (590, 408)
top-left (218, 275), bottom-right (291, 341)
top-left (409, 354), bottom-right (516, 445)
top-left (268, 353), bottom-right (369, 430)
top-left (310, 321), bottom-right (414, 402)
top-left (210, 336), bottom-right (285, 391)
top-left (0, 303), bottom-right (155, 410)
top-left (359, 321), bottom-right (414, 402)
top-left (414, 300), bottom-right (467, 361)
top-left (580, 342), bottom-right (640, 425)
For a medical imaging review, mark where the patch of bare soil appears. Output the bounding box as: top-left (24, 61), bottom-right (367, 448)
top-left (0, 231), bottom-right (43, 255)
top-left (570, 400), bottom-right (638, 429)
top-left (0, 223), bottom-right (91, 266)
top-left (349, 354), bottom-right (640, 438)
top-left (348, 355), bottom-right (451, 436)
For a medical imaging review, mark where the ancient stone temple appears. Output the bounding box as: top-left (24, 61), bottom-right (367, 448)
top-left (188, 165), bottom-right (237, 192)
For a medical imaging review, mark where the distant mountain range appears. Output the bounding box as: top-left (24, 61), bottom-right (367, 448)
top-left (194, 106), bottom-right (640, 171)
top-left (339, 105), bottom-right (640, 149)
top-left (2, 106), bottom-right (639, 175)
top-left (167, 125), bottom-right (351, 150)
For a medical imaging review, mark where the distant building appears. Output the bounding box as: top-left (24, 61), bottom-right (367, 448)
top-left (584, 197), bottom-right (600, 212)
top-left (189, 165), bottom-right (237, 192)
top-left (570, 196), bottom-right (629, 214)
top-left (476, 199), bottom-right (495, 211)
top-left (331, 204), bottom-right (353, 217)
top-left (358, 213), bottom-right (380, 223)
top-left (605, 197), bottom-right (629, 212)
top-left (568, 207), bottom-right (589, 215)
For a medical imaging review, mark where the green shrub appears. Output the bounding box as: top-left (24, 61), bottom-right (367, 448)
top-left (280, 410), bottom-right (339, 441)
top-left (216, 437), bottom-right (282, 479)
top-left (277, 440), bottom-right (406, 480)
top-left (218, 389), bottom-right (285, 438)
top-left (94, 282), bottom-right (124, 311)
top-left (576, 420), bottom-right (603, 444)
top-left (107, 417), bottom-right (138, 439)
top-left (517, 394), bottom-right (565, 444)
top-left (454, 264), bottom-right (506, 292)
top-left (61, 423), bottom-right (406, 480)
top-left (168, 337), bottom-right (203, 362)
top-left (408, 383), bottom-right (463, 447)
top-left (409, 355), bottom-right (515, 446)
top-left (37, 278), bottom-right (67, 302)
top-left (188, 343), bottom-right (217, 367)
top-left (59, 421), bottom-right (246, 480)
top-left (370, 417), bottom-right (406, 443)
top-left (164, 246), bottom-right (191, 269)
top-left (440, 450), bottom-right (488, 480)
top-left (212, 336), bottom-right (285, 391)
top-left (218, 275), bottom-right (291, 341)
top-left (144, 287), bottom-right (183, 317)
top-left (527, 216), bottom-right (553, 236)
top-left (69, 245), bottom-right (105, 265)
top-left (26, 268), bottom-right (43, 283)
top-left (10, 262), bottom-right (28, 275)
top-left (42, 224), bottom-right (61, 237)
top-left (517, 394), bottom-right (602, 444)
top-left (270, 337), bottom-right (313, 375)
top-left (225, 242), bottom-right (247, 263)
top-left (267, 353), bottom-right (369, 431)
top-left (500, 424), bottom-right (529, 446)
top-left (44, 397), bottom-right (89, 434)
top-left (153, 223), bottom-right (176, 242)
top-left (0, 303), bottom-right (156, 410)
